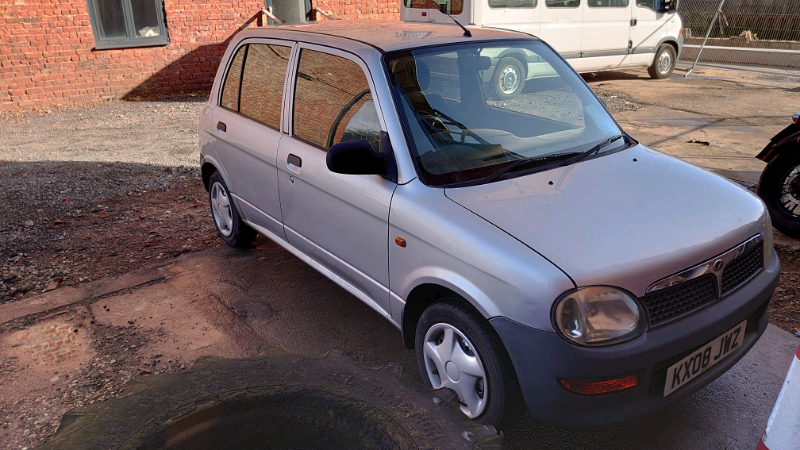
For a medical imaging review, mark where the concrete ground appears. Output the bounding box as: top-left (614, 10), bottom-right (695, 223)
top-left (2, 241), bottom-right (797, 449)
top-left (3, 65), bottom-right (800, 449)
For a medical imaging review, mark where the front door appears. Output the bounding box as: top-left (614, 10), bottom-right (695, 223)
top-left (277, 45), bottom-right (396, 315)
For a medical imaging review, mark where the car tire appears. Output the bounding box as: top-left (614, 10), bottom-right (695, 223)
top-left (491, 57), bottom-right (526, 100)
top-left (758, 151), bottom-right (800, 238)
top-left (648, 44), bottom-right (677, 79)
top-left (208, 171), bottom-right (257, 248)
top-left (415, 299), bottom-right (525, 431)
top-left (41, 350), bottom-right (502, 450)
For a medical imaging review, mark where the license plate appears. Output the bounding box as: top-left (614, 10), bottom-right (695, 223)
top-left (663, 320), bottom-right (747, 397)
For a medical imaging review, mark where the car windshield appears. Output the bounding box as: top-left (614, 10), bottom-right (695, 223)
top-left (385, 40), bottom-right (627, 186)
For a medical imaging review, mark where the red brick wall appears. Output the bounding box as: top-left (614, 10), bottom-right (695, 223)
top-left (0, 0), bottom-right (400, 112)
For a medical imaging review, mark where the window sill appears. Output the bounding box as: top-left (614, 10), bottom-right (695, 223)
top-left (93, 37), bottom-right (170, 51)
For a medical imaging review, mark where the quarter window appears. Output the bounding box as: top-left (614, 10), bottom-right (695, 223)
top-left (545, 0), bottom-right (580, 7)
top-left (588, 0), bottom-right (628, 6)
top-left (293, 49), bottom-right (382, 151)
top-left (220, 45), bottom-right (247, 112)
top-left (85, 0), bottom-right (169, 49)
top-left (490, 0), bottom-right (536, 7)
top-left (239, 44), bottom-right (292, 130)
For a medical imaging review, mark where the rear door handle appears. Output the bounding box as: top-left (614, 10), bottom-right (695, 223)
top-left (630, 18), bottom-right (637, 26)
top-left (217, 121), bottom-right (227, 132)
top-left (287, 153), bottom-right (302, 168)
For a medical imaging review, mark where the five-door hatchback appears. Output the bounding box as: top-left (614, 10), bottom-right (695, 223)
top-left (199, 21), bottom-right (780, 429)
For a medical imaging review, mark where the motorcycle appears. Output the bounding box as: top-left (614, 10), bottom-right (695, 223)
top-left (757, 112), bottom-right (800, 238)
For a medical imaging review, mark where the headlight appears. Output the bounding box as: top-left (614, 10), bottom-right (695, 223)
top-left (553, 286), bottom-right (645, 346)
top-left (764, 215), bottom-right (774, 268)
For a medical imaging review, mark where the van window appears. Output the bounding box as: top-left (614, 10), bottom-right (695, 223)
top-left (293, 49), bottom-right (381, 151)
top-left (545, 0), bottom-right (579, 7)
top-left (239, 44), bottom-right (292, 130)
top-left (588, 0), bottom-right (627, 6)
top-left (220, 45), bottom-right (247, 111)
top-left (403, 0), bottom-right (464, 15)
top-left (490, 0), bottom-right (536, 7)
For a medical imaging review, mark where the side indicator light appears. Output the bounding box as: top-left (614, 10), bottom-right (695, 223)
top-left (395, 237), bottom-right (407, 247)
top-left (559, 374), bottom-right (639, 395)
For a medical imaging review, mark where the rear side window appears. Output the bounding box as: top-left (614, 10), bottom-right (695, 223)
top-left (293, 49), bottom-right (382, 151)
top-left (239, 44), bottom-right (293, 129)
top-left (220, 45), bottom-right (247, 111)
top-left (490, 0), bottom-right (536, 8)
top-left (545, 0), bottom-right (580, 7)
top-left (588, 0), bottom-right (627, 6)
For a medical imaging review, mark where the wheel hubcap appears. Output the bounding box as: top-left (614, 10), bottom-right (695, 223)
top-left (210, 181), bottom-right (234, 237)
top-left (500, 66), bottom-right (519, 94)
top-left (659, 51), bottom-right (672, 73)
top-left (423, 323), bottom-right (487, 418)
top-left (779, 166), bottom-right (800, 217)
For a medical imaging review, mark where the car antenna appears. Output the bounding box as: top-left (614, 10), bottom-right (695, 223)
top-left (426, 0), bottom-right (471, 37)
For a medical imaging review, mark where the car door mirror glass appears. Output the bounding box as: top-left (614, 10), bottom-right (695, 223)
top-left (326, 140), bottom-right (386, 176)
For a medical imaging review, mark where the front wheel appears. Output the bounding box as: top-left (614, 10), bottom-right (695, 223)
top-left (758, 152), bottom-right (800, 238)
top-left (415, 299), bottom-right (525, 430)
top-left (648, 44), bottom-right (676, 79)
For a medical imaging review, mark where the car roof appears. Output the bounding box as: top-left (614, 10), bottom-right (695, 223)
top-left (234, 20), bottom-right (538, 53)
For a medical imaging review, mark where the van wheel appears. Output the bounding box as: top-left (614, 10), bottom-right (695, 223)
top-left (415, 299), bottom-right (525, 430)
top-left (648, 44), bottom-right (676, 79)
top-left (492, 57), bottom-right (525, 100)
top-left (208, 171), bottom-right (257, 248)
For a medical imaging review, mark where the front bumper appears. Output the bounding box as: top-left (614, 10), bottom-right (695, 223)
top-left (491, 250), bottom-right (779, 427)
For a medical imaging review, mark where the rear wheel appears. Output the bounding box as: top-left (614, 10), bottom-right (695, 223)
top-left (758, 152), bottom-right (800, 238)
top-left (648, 44), bottom-right (676, 79)
top-left (491, 57), bottom-right (526, 100)
top-left (415, 299), bottom-right (525, 430)
top-left (208, 171), bottom-right (257, 248)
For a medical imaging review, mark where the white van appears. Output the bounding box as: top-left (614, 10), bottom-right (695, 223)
top-left (401, 0), bottom-right (683, 95)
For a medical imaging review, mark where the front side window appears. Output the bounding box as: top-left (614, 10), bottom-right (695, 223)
top-left (545, 0), bottom-right (580, 7)
top-left (403, 0), bottom-right (464, 15)
top-left (385, 40), bottom-right (626, 187)
top-left (220, 45), bottom-right (247, 112)
top-left (239, 44), bottom-right (293, 130)
top-left (85, 0), bottom-right (169, 49)
top-left (490, 0), bottom-right (536, 8)
top-left (293, 49), bottom-right (381, 151)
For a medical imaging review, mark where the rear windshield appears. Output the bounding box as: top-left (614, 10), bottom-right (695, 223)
top-left (385, 40), bottom-right (625, 187)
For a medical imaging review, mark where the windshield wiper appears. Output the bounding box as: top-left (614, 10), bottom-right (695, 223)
top-left (473, 152), bottom-right (582, 185)
top-left (557, 134), bottom-right (626, 168)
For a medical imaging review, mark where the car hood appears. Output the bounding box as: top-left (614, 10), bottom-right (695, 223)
top-left (444, 145), bottom-right (768, 297)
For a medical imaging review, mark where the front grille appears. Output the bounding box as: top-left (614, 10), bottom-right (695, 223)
top-left (643, 274), bottom-right (718, 326)
top-left (721, 244), bottom-right (763, 295)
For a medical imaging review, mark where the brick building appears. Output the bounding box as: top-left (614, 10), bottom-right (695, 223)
top-left (0, 0), bottom-right (399, 111)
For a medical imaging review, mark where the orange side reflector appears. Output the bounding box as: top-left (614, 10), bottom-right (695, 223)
top-left (559, 374), bottom-right (639, 395)
top-left (395, 237), bottom-right (407, 247)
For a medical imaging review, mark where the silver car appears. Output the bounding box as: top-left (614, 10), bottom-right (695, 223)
top-left (199, 21), bottom-right (779, 429)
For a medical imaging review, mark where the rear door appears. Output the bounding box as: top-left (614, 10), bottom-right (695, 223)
top-left (212, 39), bottom-right (295, 238)
top-left (277, 45), bottom-right (396, 315)
top-left (580, 0), bottom-right (631, 69)
top-left (539, 0), bottom-right (584, 60)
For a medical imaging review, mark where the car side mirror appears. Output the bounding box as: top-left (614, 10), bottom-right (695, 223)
top-left (327, 140), bottom-right (386, 176)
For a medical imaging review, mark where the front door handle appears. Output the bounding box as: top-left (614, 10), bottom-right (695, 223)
top-left (217, 121), bottom-right (227, 132)
top-left (287, 153), bottom-right (302, 168)
top-left (630, 18), bottom-right (637, 26)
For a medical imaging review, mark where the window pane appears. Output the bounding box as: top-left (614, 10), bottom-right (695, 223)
top-left (95, 0), bottom-right (128, 39)
top-left (220, 45), bottom-right (247, 111)
top-left (636, 0), bottom-right (654, 9)
top-left (294, 49), bottom-right (379, 150)
top-left (239, 44), bottom-right (292, 129)
top-left (490, 0), bottom-right (536, 8)
top-left (545, 0), bottom-right (580, 7)
top-left (588, 0), bottom-right (627, 6)
top-left (131, 0), bottom-right (161, 37)
top-left (404, 0), bottom-right (463, 14)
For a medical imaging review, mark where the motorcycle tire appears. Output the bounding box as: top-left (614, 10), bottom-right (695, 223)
top-left (758, 151), bottom-right (800, 238)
